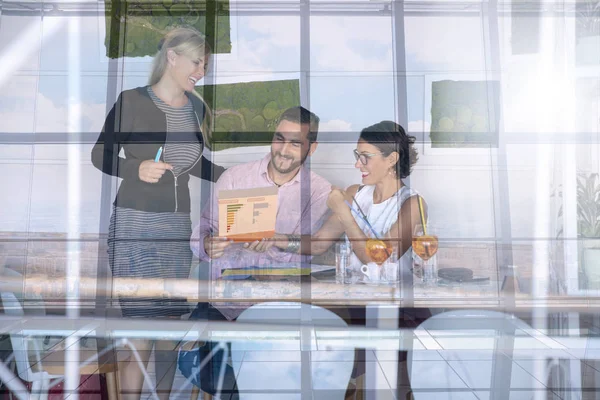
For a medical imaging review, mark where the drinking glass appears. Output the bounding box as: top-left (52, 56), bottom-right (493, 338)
top-left (412, 224), bottom-right (439, 285)
top-left (382, 248), bottom-right (399, 284)
top-left (365, 239), bottom-right (393, 265)
top-left (335, 241), bottom-right (351, 284)
top-left (364, 230), bottom-right (401, 284)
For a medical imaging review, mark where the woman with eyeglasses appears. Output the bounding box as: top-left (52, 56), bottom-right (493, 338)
top-left (267, 121), bottom-right (428, 398)
top-left (269, 120), bottom-right (425, 270)
top-left (265, 122), bottom-right (427, 395)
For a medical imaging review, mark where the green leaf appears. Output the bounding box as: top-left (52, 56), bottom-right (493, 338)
top-left (105, 0), bottom-right (232, 58)
top-left (576, 172), bottom-right (600, 237)
top-left (198, 79), bottom-right (301, 150)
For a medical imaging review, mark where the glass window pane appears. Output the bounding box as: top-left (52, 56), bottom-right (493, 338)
top-left (217, 15), bottom-right (300, 75)
top-left (0, 164), bottom-right (32, 233)
top-left (0, 15), bottom-right (42, 72)
top-left (310, 16), bottom-right (393, 73)
top-left (35, 76), bottom-right (108, 134)
top-left (405, 15), bottom-right (485, 72)
top-left (413, 153), bottom-right (496, 239)
top-left (507, 144), bottom-right (539, 239)
top-left (40, 16), bottom-right (108, 73)
top-left (29, 162), bottom-right (101, 233)
top-left (310, 75), bottom-right (396, 132)
top-left (0, 76), bottom-right (38, 134)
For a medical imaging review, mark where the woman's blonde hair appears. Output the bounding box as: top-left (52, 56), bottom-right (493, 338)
top-left (149, 27), bottom-right (213, 145)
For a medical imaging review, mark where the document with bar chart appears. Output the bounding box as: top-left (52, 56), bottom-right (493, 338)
top-left (218, 186), bottom-right (279, 242)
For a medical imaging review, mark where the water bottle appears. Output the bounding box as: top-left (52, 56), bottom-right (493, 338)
top-left (335, 242), bottom-right (349, 284)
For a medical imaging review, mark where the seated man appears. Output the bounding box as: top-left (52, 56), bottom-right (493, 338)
top-left (191, 106), bottom-right (331, 311)
top-left (180, 107), bottom-right (331, 398)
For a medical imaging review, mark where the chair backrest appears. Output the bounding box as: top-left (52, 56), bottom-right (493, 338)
top-left (415, 309), bottom-right (531, 332)
top-left (0, 291), bottom-right (47, 382)
top-left (231, 302), bottom-right (354, 400)
top-left (408, 310), bottom-right (535, 398)
top-left (1, 268), bottom-right (45, 317)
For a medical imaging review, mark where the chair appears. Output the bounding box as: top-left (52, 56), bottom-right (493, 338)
top-left (230, 302), bottom-right (355, 400)
top-left (0, 291), bottom-right (129, 400)
top-left (407, 310), bottom-right (551, 399)
top-left (185, 263), bottom-right (214, 400)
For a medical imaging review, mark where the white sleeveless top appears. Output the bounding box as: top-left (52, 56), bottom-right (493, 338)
top-left (345, 184), bottom-right (420, 274)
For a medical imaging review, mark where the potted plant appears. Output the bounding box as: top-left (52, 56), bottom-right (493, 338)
top-left (577, 173), bottom-right (600, 289)
top-left (576, 0), bottom-right (600, 65)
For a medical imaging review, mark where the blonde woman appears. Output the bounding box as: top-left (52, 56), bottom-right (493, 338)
top-left (92, 27), bottom-right (225, 400)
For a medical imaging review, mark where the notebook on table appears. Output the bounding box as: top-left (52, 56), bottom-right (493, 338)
top-left (221, 264), bottom-right (335, 278)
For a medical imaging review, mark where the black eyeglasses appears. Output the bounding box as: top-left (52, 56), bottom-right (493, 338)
top-left (353, 149), bottom-right (384, 165)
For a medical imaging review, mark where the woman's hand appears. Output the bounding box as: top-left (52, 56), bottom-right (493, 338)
top-left (139, 160), bottom-right (173, 183)
top-left (327, 186), bottom-right (349, 213)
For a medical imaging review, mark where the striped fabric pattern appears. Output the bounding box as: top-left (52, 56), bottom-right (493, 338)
top-left (106, 87), bottom-right (205, 318)
top-left (147, 86), bottom-right (202, 176)
top-left (108, 206), bottom-right (193, 318)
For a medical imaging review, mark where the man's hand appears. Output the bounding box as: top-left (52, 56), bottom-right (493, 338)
top-left (243, 234), bottom-right (288, 253)
top-left (204, 236), bottom-right (232, 259)
top-left (243, 239), bottom-right (275, 253)
top-left (139, 160), bottom-right (173, 183)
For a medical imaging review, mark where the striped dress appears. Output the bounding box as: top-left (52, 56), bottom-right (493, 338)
top-left (108, 87), bottom-right (202, 318)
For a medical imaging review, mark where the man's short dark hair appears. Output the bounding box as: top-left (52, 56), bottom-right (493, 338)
top-left (278, 106), bottom-right (320, 142)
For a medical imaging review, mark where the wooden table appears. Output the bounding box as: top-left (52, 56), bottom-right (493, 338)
top-left (1, 274), bottom-right (600, 311)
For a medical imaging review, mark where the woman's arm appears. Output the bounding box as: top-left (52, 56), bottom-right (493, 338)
top-left (265, 212), bottom-right (346, 255)
top-left (385, 195), bottom-right (425, 260)
top-left (189, 154), bottom-right (226, 183)
top-left (90, 94), bottom-right (141, 181)
top-left (265, 185), bottom-right (359, 255)
top-left (337, 193), bottom-right (425, 265)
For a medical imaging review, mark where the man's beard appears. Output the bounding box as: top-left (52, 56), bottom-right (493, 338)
top-left (271, 149), bottom-right (309, 174)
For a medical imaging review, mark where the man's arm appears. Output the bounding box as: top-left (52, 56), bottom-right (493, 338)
top-left (308, 187), bottom-right (332, 234)
top-left (265, 182), bottom-right (344, 256)
top-left (190, 170), bottom-right (233, 260)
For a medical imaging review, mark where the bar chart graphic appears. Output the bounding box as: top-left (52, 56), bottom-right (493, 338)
top-left (218, 186), bottom-right (278, 241)
top-left (226, 204), bottom-right (244, 233)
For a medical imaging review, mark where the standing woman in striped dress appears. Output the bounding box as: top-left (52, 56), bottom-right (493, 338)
top-left (92, 27), bottom-right (225, 400)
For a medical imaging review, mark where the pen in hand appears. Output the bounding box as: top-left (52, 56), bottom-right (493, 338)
top-left (154, 146), bottom-right (163, 163)
top-left (344, 200), bottom-right (379, 239)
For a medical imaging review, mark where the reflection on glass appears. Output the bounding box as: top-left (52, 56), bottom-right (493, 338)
top-left (107, 1), bottom-right (232, 59)
top-left (310, 76), bottom-right (396, 131)
top-left (35, 76), bottom-right (108, 133)
top-left (40, 16), bottom-right (108, 72)
top-left (0, 16), bottom-right (42, 71)
top-left (200, 79), bottom-right (300, 149)
top-left (405, 16), bottom-right (484, 72)
top-left (0, 76), bottom-right (38, 133)
top-left (310, 16), bottom-right (393, 73)
top-left (429, 80), bottom-right (499, 148)
top-left (576, 0), bottom-right (600, 66)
